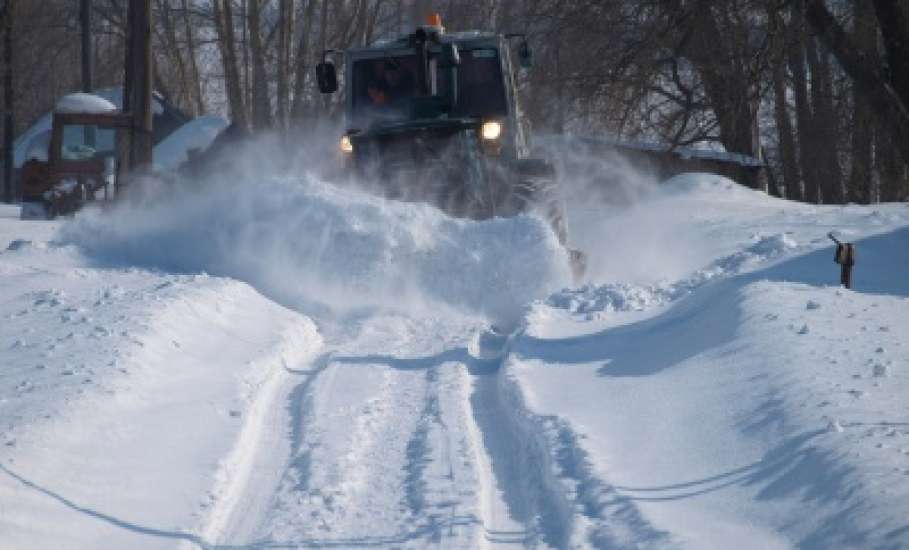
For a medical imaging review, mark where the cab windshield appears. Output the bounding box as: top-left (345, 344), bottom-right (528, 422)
top-left (351, 48), bottom-right (507, 125)
top-left (60, 125), bottom-right (116, 161)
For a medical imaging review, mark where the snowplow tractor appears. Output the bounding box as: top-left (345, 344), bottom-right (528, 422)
top-left (318, 15), bottom-right (585, 280)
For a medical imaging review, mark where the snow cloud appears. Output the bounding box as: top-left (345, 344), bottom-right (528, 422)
top-left (61, 138), bottom-right (571, 325)
top-left (544, 137), bottom-right (712, 285)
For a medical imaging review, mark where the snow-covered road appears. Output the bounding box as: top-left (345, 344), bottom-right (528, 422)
top-left (1, 173), bottom-right (908, 549)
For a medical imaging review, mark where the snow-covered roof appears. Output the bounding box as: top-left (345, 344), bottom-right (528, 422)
top-left (153, 115), bottom-right (228, 171)
top-left (54, 93), bottom-right (118, 115)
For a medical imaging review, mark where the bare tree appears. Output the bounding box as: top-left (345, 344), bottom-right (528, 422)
top-left (290, 0), bottom-right (317, 123)
top-left (180, 0), bottom-right (205, 116)
top-left (214, 0), bottom-right (248, 129)
top-left (769, 3), bottom-right (798, 199)
top-left (247, 0), bottom-right (272, 129)
top-left (276, 0), bottom-right (293, 128)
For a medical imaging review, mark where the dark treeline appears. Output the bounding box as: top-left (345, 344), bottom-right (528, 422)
top-left (1, 0), bottom-right (908, 203)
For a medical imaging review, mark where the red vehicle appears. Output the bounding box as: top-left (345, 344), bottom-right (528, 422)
top-left (20, 101), bottom-right (131, 219)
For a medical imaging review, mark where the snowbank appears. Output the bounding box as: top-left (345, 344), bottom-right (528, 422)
top-left (63, 174), bottom-right (572, 325)
top-left (501, 172), bottom-right (909, 547)
top-left (0, 238), bottom-right (323, 548)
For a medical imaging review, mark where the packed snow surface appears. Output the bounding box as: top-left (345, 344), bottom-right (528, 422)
top-left (1, 168), bottom-right (909, 549)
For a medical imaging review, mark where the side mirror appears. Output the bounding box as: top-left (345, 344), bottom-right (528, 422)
top-left (518, 41), bottom-right (533, 68)
top-left (441, 43), bottom-right (461, 67)
top-left (316, 62), bottom-right (338, 94)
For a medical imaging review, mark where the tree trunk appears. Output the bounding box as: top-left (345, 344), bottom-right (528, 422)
top-left (876, 127), bottom-right (908, 201)
top-left (290, 0), bottom-right (316, 124)
top-left (873, 0), bottom-right (909, 107)
top-left (81, 0), bottom-right (92, 93)
top-left (849, 0), bottom-right (875, 203)
top-left (181, 0), bottom-right (205, 115)
top-left (156, 0), bottom-right (189, 109)
top-left (768, 4), bottom-right (798, 198)
top-left (805, 0), bottom-right (909, 168)
top-left (276, 0), bottom-right (293, 129)
top-left (771, 56), bottom-right (798, 199)
top-left (248, 0), bottom-right (272, 129)
top-left (789, 4), bottom-right (817, 202)
top-left (3, 0), bottom-right (13, 203)
top-left (805, 34), bottom-right (843, 203)
top-left (213, 0), bottom-right (248, 129)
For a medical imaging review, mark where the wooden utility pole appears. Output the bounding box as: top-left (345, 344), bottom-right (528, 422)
top-left (123, 0), bottom-right (153, 172)
top-left (3, 0), bottom-right (13, 203)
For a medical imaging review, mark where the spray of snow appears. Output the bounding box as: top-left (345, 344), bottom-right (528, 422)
top-left (549, 232), bottom-right (799, 317)
top-left (62, 166), bottom-right (571, 325)
top-left (544, 137), bottom-right (715, 285)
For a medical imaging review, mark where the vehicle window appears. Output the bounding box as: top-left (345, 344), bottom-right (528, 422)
top-left (350, 48), bottom-right (507, 123)
top-left (352, 55), bottom-right (420, 124)
top-left (443, 48), bottom-right (507, 118)
top-left (60, 125), bottom-right (116, 161)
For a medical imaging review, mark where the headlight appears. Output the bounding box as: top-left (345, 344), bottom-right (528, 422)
top-left (340, 134), bottom-right (353, 153)
top-left (481, 121), bottom-right (502, 141)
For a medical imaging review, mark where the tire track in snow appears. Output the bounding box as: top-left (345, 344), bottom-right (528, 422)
top-left (494, 347), bottom-right (675, 548)
top-left (466, 331), bottom-right (570, 549)
top-left (259, 342), bottom-right (435, 545)
top-left (202, 316), bottom-right (613, 549)
top-left (467, 326), bottom-right (673, 549)
top-left (196, 328), bottom-right (326, 547)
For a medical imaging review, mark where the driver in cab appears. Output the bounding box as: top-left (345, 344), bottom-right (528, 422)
top-left (367, 60), bottom-right (415, 110)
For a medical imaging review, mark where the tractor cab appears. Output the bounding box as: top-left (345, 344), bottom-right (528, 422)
top-left (316, 14), bottom-right (535, 155)
top-left (20, 93), bottom-right (131, 219)
top-left (346, 32), bottom-right (510, 127)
